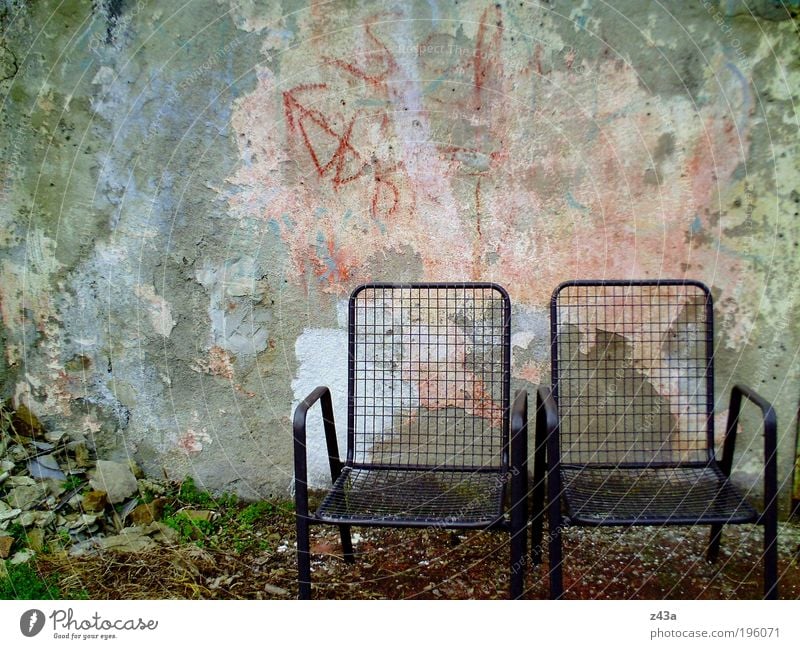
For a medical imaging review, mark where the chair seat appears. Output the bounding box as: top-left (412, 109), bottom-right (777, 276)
top-left (561, 464), bottom-right (759, 525)
top-left (315, 467), bottom-right (506, 527)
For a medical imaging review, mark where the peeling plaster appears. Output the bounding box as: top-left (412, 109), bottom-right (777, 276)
top-left (1, 0), bottom-right (797, 506)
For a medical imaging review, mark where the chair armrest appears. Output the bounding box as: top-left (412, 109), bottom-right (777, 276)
top-left (293, 386), bottom-right (343, 516)
top-left (721, 384), bottom-right (778, 513)
top-left (511, 389), bottom-right (529, 483)
top-left (537, 385), bottom-right (562, 514)
top-left (537, 386), bottom-right (560, 468)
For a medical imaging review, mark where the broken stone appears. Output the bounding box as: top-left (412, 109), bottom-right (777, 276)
top-left (44, 431), bottom-right (66, 445)
top-left (97, 528), bottom-right (157, 553)
top-left (32, 441), bottom-right (55, 452)
top-left (130, 499), bottom-right (166, 526)
top-left (18, 510), bottom-right (55, 528)
top-left (140, 521), bottom-right (179, 545)
top-left (5, 475), bottom-right (36, 488)
top-left (0, 535), bottom-right (13, 558)
top-left (8, 444), bottom-right (30, 462)
top-left (27, 457), bottom-right (66, 481)
top-left (6, 484), bottom-right (46, 510)
top-left (0, 460), bottom-right (14, 472)
top-left (8, 402), bottom-right (45, 438)
top-left (17, 511), bottom-right (36, 527)
top-left (67, 514), bottom-right (99, 532)
top-left (0, 472), bottom-right (8, 486)
top-left (9, 549), bottom-right (35, 565)
top-left (67, 539), bottom-right (98, 557)
top-left (26, 528), bottom-right (45, 553)
top-left (263, 583), bottom-right (289, 596)
top-left (35, 453), bottom-right (59, 470)
top-left (81, 490), bottom-right (108, 513)
top-left (90, 460), bottom-right (138, 504)
top-left (34, 510), bottom-right (55, 527)
top-left (0, 503), bottom-right (22, 523)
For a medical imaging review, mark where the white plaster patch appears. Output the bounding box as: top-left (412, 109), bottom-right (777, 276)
top-left (336, 299), bottom-right (348, 327)
top-left (134, 284), bottom-right (176, 337)
top-left (291, 319), bottom-right (425, 491)
top-left (91, 66), bottom-right (115, 85)
top-left (511, 331), bottom-right (536, 350)
top-left (291, 328), bottom-right (349, 491)
top-left (196, 256), bottom-right (270, 358)
top-left (228, 0), bottom-right (286, 33)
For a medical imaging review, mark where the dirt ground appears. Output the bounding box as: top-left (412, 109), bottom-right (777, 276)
top-left (36, 507), bottom-right (800, 600)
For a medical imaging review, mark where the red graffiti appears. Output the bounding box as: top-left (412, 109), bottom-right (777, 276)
top-left (284, 81), bottom-right (406, 221)
top-left (371, 159), bottom-right (403, 219)
top-left (473, 5), bottom-right (503, 108)
top-left (326, 19), bottom-right (398, 90)
top-left (282, 84), bottom-right (364, 188)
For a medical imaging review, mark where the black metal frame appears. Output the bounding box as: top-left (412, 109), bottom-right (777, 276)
top-left (293, 283), bottom-right (528, 598)
top-left (532, 279), bottom-right (779, 599)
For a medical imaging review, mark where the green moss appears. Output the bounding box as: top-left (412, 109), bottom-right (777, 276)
top-left (0, 561), bottom-right (61, 599)
top-left (237, 501), bottom-right (274, 525)
top-left (178, 476), bottom-right (236, 508)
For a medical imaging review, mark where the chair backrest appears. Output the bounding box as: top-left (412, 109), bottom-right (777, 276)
top-left (551, 280), bottom-right (714, 466)
top-left (348, 284), bottom-right (510, 471)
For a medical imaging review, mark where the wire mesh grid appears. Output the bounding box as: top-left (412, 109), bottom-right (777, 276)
top-left (560, 465), bottom-right (757, 524)
top-left (552, 282), bottom-right (713, 466)
top-left (349, 284), bottom-right (510, 470)
top-left (317, 467), bottom-right (506, 525)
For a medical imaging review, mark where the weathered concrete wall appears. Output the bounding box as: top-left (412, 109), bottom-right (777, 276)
top-left (1, 1), bottom-right (798, 511)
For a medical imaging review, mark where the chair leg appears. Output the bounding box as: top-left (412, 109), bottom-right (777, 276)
top-left (764, 519), bottom-right (778, 599)
top-left (707, 523), bottom-right (723, 563)
top-left (548, 503), bottom-right (564, 599)
top-left (297, 515), bottom-right (312, 599)
top-left (510, 526), bottom-right (526, 599)
top-left (510, 480), bottom-right (527, 599)
top-left (531, 419), bottom-right (547, 566)
top-left (339, 524), bottom-right (355, 563)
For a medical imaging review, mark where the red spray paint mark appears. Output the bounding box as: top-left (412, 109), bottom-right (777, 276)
top-left (533, 43), bottom-right (544, 76)
top-left (473, 178), bottom-right (483, 279)
top-left (327, 19), bottom-right (398, 91)
top-left (283, 85), bottom-right (364, 188)
top-left (473, 5), bottom-right (503, 108)
top-left (371, 159), bottom-right (403, 220)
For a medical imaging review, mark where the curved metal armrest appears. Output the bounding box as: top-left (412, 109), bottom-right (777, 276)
top-left (293, 387), bottom-right (343, 516)
top-left (511, 390), bottom-right (529, 488)
top-left (511, 390), bottom-right (529, 467)
top-left (536, 386), bottom-right (560, 468)
top-left (721, 384), bottom-right (778, 512)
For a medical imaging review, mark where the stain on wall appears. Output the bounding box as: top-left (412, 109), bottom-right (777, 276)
top-left (1, 0), bottom-right (798, 511)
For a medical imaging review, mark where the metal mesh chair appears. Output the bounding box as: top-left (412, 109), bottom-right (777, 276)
top-left (293, 283), bottom-right (528, 598)
top-left (533, 280), bottom-right (778, 598)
